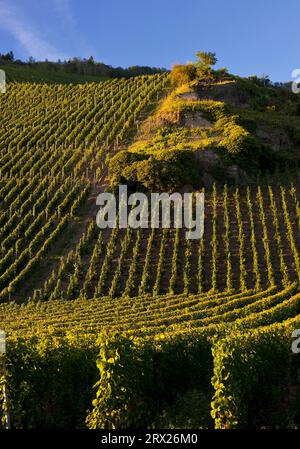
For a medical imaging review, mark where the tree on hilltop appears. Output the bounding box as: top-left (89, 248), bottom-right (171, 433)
top-left (0, 50), bottom-right (14, 61)
top-left (170, 51), bottom-right (221, 86)
top-left (195, 51), bottom-right (218, 70)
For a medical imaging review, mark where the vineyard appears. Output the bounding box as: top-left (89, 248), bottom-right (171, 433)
top-left (1, 72), bottom-right (300, 429)
top-left (0, 74), bottom-right (168, 303)
top-left (1, 176), bottom-right (300, 308)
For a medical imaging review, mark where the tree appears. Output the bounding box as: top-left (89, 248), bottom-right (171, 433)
top-left (0, 51), bottom-right (14, 61)
top-left (195, 51), bottom-right (217, 70)
top-left (260, 74), bottom-right (271, 86)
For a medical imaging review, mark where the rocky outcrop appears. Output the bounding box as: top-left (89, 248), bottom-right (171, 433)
top-left (195, 148), bottom-right (249, 185)
top-left (183, 111), bottom-right (214, 128)
top-left (225, 164), bottom-right (249, 183)
top-left (196, 81), bottom-right (250, 108)
top-left (255, 124), bottom-right (292, 152)
top-left (195, 148), bottom-right (221, 168)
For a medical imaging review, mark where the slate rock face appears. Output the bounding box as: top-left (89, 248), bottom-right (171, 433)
top-left (201, 172), bottom-right (215, 189)
top-left (183, 111), bottom-right (214, 128)
top-left (225, 164), bottom-right (250, 184)
top-left (255, 124), bottom-right (292, 153)
top-left (177, 91), bottom-right (199, 101)
top-left (194, 149), bottom-right (250, 185)
top-left (195, 148), bottom-right (221, 168)
top-left (196, 81), bottom-right (251, 108)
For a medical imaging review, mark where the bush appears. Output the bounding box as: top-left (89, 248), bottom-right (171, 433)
top-left (218, 119), bottom-right (258, 155)
top-left (170, 64), bottom-right (197, 87)
top-left (108, 149), bottom-right (201, 192)
top-left (108, 150), bottom-right (145, 185)
top-left (214, 67), bottom-right (230, 80)
top-left (153, 150), bottom-right (201, 190)
top-left (127, 158), bottom-right (160, 190)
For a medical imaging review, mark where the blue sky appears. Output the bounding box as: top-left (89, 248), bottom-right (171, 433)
top-left (0, 0), bottom-right (298, 81)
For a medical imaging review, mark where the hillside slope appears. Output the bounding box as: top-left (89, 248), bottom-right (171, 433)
top-left (1, 69), bottom-right (300, 429)
top-left (108, 76), bottom-right (300, 192)
top-left (0, 63), bottom-right (109, 84)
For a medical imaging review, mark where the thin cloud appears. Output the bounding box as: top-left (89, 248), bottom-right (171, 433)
top-left (50, 0), bottom-right (95, 58)
top-left (51, 0), bottom-right (76, 28)
top-left (0, 1), bottom-right (66, 60)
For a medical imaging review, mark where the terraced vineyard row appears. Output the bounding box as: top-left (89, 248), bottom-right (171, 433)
top-left (21, 176), bottom-right (300, 304)
top-left (1, 282), bottom-right (299, 337)
top-left (0, 172), bottom-right (299, 341)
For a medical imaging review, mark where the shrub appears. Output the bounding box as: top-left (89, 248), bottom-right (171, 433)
top-left (129, 158), bottom-right (161, 190)
top-left (215, 67), bottom-right (230, 80)
top-left (170, 64), bottom-right (197, 87)
top-left (108, 150), bottom-right (145, 185)
top-left (219, 120), bottom-right (258, 155)
top-left (154, 150), bottom-right (201, 190)
top-left (108, 149), bottom-right (201, 192)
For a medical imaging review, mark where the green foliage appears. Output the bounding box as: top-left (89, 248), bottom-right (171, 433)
top-left (214, 67), bottom-right (229, 80)
top-left (218, 118), bottom-right (258, 155)
top-left (1, 334), bottom-right (98, 429)
top-left (86, 331), bottom-right (213, 429)
top-left (211, 328), bottom-right (294, 429)
top-left (2, 60), bottom-right (300, 430)
top-left (233, 76), bottom-right (297, 112)
top-left (194, 51), bottom-right (218, 80)
top-left (109, 149), bottom-right (201, 191)
top-left (154, 389), bottom-right (211, 429)
top-left (158, 97), bottom-right (227, 122)
top-left (170, 64), bottom-right (197, 87)
top-left (1, 59), bottom-right (165, 84)
top-left (130, 126), bottom-right (216, 154)
top-left (195, 52), bottom-right (218, 70)
top-left (108, 151), bottom-right (145, 185)
top-left (170, 52), bottom-right (222, 86)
